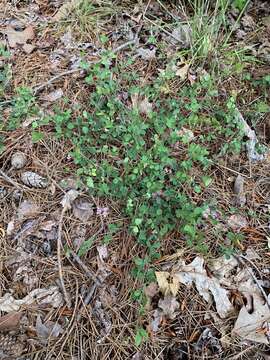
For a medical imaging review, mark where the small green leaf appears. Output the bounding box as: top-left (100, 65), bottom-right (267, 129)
top-left (135, 328), bottom-right (148, 347)
top-left (202, 176), bottom-right (212, 187)
top-left (78, 238), bottom-right (94, 257)
top-left (32, 131), bottom-right (44, 142)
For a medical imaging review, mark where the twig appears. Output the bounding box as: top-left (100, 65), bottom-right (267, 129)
top-left (33, 39), bottom-right (137, 95)
top-left (0, 169), bottom-right (27, 190)
top-left (70, 250), bottom-right (102, 286)
top-left (57, 208), bottom-right (71, 308)
top-left (234, 254), bottom-right (270, 309)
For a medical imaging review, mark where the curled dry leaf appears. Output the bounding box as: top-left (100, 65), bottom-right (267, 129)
top-left (0, 286), bottom-right (63, 312)
top-left (158, 295), bottom-right (179, 320)
top-left (21, 171), bottom-right (48, 188)
top-left (144, 282), bottom-right (159, 299)
top-left (53, 0), bottom-right (81, 21)
top-left (0, 312), bottom-right (22, 332)
top-left (11, 152), bottom-right (27, 170)
top-left (3, 26), bottom-right (35, 48)
top-left (233, 175), bottom-right (246, 207)
top-left (97, 245), bottom-right (108, 262)
top-left (227, 214), bottom-right (248, 231)
top-left (235, 110), bottom-right (264, 162)
top-left (136, 47), bottom-right (156, 60)
top-left (61, 189), bottom-right (79, 210)
top-left (149, 309), bottom-right (163, 332)
top-left (175, 63), bottom-right (190, 80)
top-left (72, 197), bottom-right (93, 222)
top-left (174, 257), bottom-right (234, 318)
top-left (233, 295), bottom-right (270, 344)
top-left (42, 89), bottom-right (63, 102)
top-left (36, 315), bottom-right (63, 344)
top-left (155, 271), bottom-right (179, 296)
top-left (17, 200), bottom-right (40, 220)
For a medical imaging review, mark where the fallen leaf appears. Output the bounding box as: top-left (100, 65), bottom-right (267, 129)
top-left (97, 245), bottom-right (108, 262)
top-left (170, 24), bottom-right (192, 47)
top-left (233, 296), bottom-right (270, 344)
top-left (144, 282), bottom-right (159, 299)
top-left (72, 197), bottom-right (93, 222)
top-left (42, 89), bottom-right (63, 102)
top-left (3, 26), bottom-right (35, 48)
top-left (227, 214), bottom-right (248, 231)
top-left (61, 189), bottom-right (79, 210)
top-left (175, 63), bottom-right (189, 80)
top-left (174, 257), bottom-right (234, 318)
top-left (22, 43), bottom-right (35, 54)
top-left (53, 0), bottom-right (81, 21)
top-left (158, 295), bottom-right (179, 319)
top-left (36, 315), bottom-right (63, 344)
top-left (136, 47), bottom-right (156, 60)
top-left (235, 110), bottom-right (264, 162)
top-left (0, 312), bottom-right (22, 332)
top-left (138, 98), bottom-right (153, 116)
top-left (149, 309), bottom-right (163, 332)
top-left (17, 200), bottom-right (40, 220)
top-left (0, 286), bottom-right (63, 312)
top-left (155, 271), bottom-right (179, 296)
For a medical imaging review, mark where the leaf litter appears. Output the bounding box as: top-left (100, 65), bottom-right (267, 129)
top-left (154, 253), bottom-right (270, 344)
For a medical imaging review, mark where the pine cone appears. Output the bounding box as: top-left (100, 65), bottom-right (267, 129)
top-left (0, 333), bottom-right (24, 357)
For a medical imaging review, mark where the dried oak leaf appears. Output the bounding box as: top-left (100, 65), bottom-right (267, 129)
top-left (72, 197), bottom-right (93, 222)
top-left (21, 171), bottom-right (48, 188)
top-left (158, 295), bottom-right (179, 319)
top-left (3, 26), bottom-right (35, 48)
top-left (0, 312), bottom-right (22, 332)
top-left (17, 200), bottom-right (40, 220)
top-left (36, 315), bottom-right (63, 344)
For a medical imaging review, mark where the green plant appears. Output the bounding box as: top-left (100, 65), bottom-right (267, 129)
top-left (181, 0), bottom-right (231, 61)
top-left (135, 327), bottom-right (148, 347)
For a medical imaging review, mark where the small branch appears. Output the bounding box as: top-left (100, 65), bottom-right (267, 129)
top-left (57, 208), bottom-right (71, 308)
top-left (0, 169), bottom-right (27, 190)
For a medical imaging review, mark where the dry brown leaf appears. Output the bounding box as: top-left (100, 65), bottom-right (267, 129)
top-left (53, 0), bottom-right (81, 21)
top-left (17, 200), bottom-right (40, 220)
top-left (0, 312), bottom-right (22, 332)
top-left (155, 271), bottom-right (179, 296)
top-left (3, 26), bottom-right (34, 48)
top-left (144, 282), bottom-right (159, 299)
top-left (158, 295), bottom-right (179, 319)
top-left (42, 89), bottom-right (63, 102)
top-left (174, 257), bottom-right (234, 318)
top-left (0, 286), bottom-right (63, 312)
top-left (61, 189), bottom-right (79, 210)
top-left (22, 43), bottom-right (35, 54)
top-left (233, 296), bottom-right (270, 344)
top-left (227, 214), bottom-right (248, 231)
top-left (175, 63), bottom-right (189, 80)
top-left (72, 197), bottom-right (93, 221)
top-left (36, 315), bottom-right (63, 344)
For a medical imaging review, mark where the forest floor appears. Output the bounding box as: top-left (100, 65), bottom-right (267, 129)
top-left (0, 1), bottom-right (270, 359)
